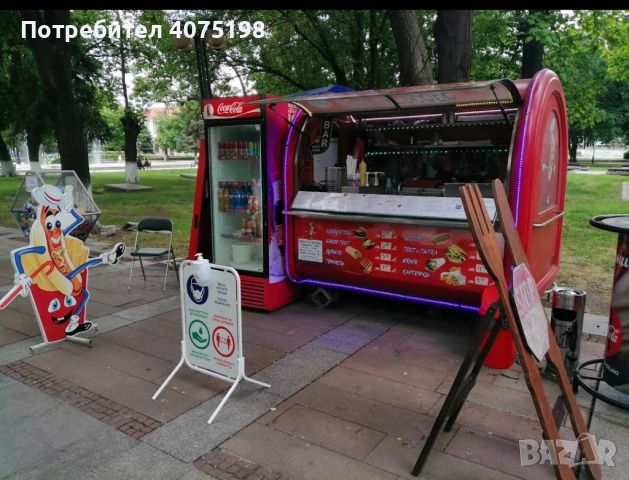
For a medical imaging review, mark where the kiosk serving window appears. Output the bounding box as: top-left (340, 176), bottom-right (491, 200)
top-left (268, 73), bottom-right (569, 310)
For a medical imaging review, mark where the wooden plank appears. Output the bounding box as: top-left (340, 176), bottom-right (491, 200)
top-left (492, 179), bottom-right (601, 479)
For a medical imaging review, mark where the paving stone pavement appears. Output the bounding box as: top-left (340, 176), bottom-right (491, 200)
top-left (0, 372), bottom-right (200, 480)
top-left (1, 361), bottom-right (162, 439)
top-left (1, 226), bottom-right (627, 479)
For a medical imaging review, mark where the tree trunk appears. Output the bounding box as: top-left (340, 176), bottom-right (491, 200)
top-left (350, 11), bottom-right (365, 89)
top-left (388, 10), bottom-right (433, 86)
top-left (367, 11), bottom-right (380, 88)
top-left (520, 10), bottom-right (548, 78)
top-left (569, 133), bottom-right (579, 163)
top-left (434, 10), bottom-right (472, 83)
top-left (0, 134), bottom-right (16, 177)
top-left (121, 109), bottom-right (142, 183)
top-left (20, 10), bottom-right (90, 186)
top-left (26, 123), bottom-right (43, 166)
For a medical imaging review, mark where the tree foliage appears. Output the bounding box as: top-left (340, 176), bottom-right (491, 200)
top-left (3, 8), bottom-right (627, 178)
top-left (200, 10), bottom-right (409, 94)
top-left (543, 10), bottom-right (628, 158)
top-left (155, 101), bottom-right (202, 154)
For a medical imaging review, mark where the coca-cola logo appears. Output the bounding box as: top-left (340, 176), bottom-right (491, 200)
top-left (609, 325), bottom-right (620, 344)
top-left (202, 99), bottom-right (260, 119)
top-left (217, 102), bottom-right (244, 115)
top-left (607, 310), bottom-right (623, 356)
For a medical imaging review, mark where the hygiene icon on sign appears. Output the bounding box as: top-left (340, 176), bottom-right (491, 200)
top-left (188, 320), bottom-right (210, 349)
top-left (153, 256), bottom-right (270, 425)
top-left (213, 326), bottom-right (235, 357)
top-left (186, 275), bottom-right (209, 304)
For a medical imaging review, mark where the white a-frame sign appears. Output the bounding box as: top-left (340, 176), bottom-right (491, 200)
top-left (153, 255), bottom-right (270, 424)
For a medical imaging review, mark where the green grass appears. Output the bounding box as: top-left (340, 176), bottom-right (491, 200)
top-left (0, 175), bottom-right (22, 227)
top-left (557, 172), bottom-right (627, 314)
top-left (0, 170), bottom-right (198, 256)
top-left (90, 170), bottom-right (197, 255)
top-left (1, 168), bottom-right (627, 314)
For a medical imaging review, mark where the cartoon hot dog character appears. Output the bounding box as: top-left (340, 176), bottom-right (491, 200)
top-left (9, 184), bottom-right (125, 341)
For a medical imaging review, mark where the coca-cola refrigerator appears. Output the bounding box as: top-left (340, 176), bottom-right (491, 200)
top-left (188, 95), bottom-right (300, 310)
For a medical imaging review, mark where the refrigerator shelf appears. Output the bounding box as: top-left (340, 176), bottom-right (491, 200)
top-left (218, 208), bottom-right (261, 215)
top-left (218, 157), bottom-right (260, 161)
top-left (230, 261), bottom-right (263, 273)
top-left (221, 234), bottom-right (262, 243)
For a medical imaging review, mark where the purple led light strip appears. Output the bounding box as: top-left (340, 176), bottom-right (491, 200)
top-left (513, 75), bottom-right (539, 227)
top-left (281, 108), bottom-right (479, 314)
top-left (282, 108), bottom-right (302, 285)
top-left (298, 277), bottom-right (479, 313)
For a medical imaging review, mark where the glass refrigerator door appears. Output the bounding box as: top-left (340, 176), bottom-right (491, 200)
top-left (209, 124), bottom-right (264, 273)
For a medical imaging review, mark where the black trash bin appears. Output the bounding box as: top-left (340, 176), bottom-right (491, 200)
top-left (545, 287), bottom-right (586, 381)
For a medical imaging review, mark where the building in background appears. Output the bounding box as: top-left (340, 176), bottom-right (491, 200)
top-left (145, 104), bottom-right (179, 155)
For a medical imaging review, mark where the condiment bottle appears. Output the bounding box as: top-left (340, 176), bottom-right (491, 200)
top-left (359, 158), bottom-right (367, 187)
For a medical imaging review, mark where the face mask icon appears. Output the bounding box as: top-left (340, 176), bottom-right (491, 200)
top-left (192, 285), bottom-right (205, 302)
top-left (187, 276), bottom-right (208, 304)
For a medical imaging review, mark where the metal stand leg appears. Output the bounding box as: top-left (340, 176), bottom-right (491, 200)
top-left (139, 257), bottom-right (146, 281)
top-left (66, 335), bottom-right (92, 347)
top-left (207, 378), bottom-right (242, 425)
top-left (163, 252), bottom-right (170, 291)
top-left (152, 354), bottom-right (185, 400)
top-left (173, 255), bottom-right (180, 283)
top-left (29, 341), bottom-right (53, 353)
top-left (29, 323), bottom-right (98, 353)
top-left (243, 374), bottom-right (271, 389)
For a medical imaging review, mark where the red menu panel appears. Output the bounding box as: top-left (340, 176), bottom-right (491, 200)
top-left (292, 217), bottom-right (498, 304)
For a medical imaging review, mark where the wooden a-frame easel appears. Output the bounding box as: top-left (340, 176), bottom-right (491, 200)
top-left (412, 179), bottom-right (601, 480)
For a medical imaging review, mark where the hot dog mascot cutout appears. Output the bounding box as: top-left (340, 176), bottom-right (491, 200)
top-left (2, 184), bottom-right (125, 343)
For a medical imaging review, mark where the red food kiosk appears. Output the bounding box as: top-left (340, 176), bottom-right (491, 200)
top-left (188, 95), bottom-right (300, 311)
top-left (271, 69), bottom-right (567, 312)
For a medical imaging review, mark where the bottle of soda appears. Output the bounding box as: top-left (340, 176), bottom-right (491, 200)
top-left (242, 182), bottom-right (250, 211)
top-left (247, 216), bottom-right (256, 238)
top-left (221, 183), bottom-right (229, 211)
top-left (243, 183), bottom-right (249, 210)
top-left (231, 182), bottom-right (238, 210)
top-left (218, 182), bottom-right (224, 210)
top-left (254, 213), bottom-right (261, 237)
top-left (237, 182), bottom-right (247, 210)
top-left (227, 182), bottom-right (236, 210)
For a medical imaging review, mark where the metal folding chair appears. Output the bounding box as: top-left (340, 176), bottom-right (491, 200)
top-left (127, 217), bottom-right (179, 291)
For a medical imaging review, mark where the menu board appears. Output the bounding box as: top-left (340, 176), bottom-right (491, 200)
top-left (293, 217), bottom-right (500, 293)
top-left (291, 191), bottom-right (497, 222)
